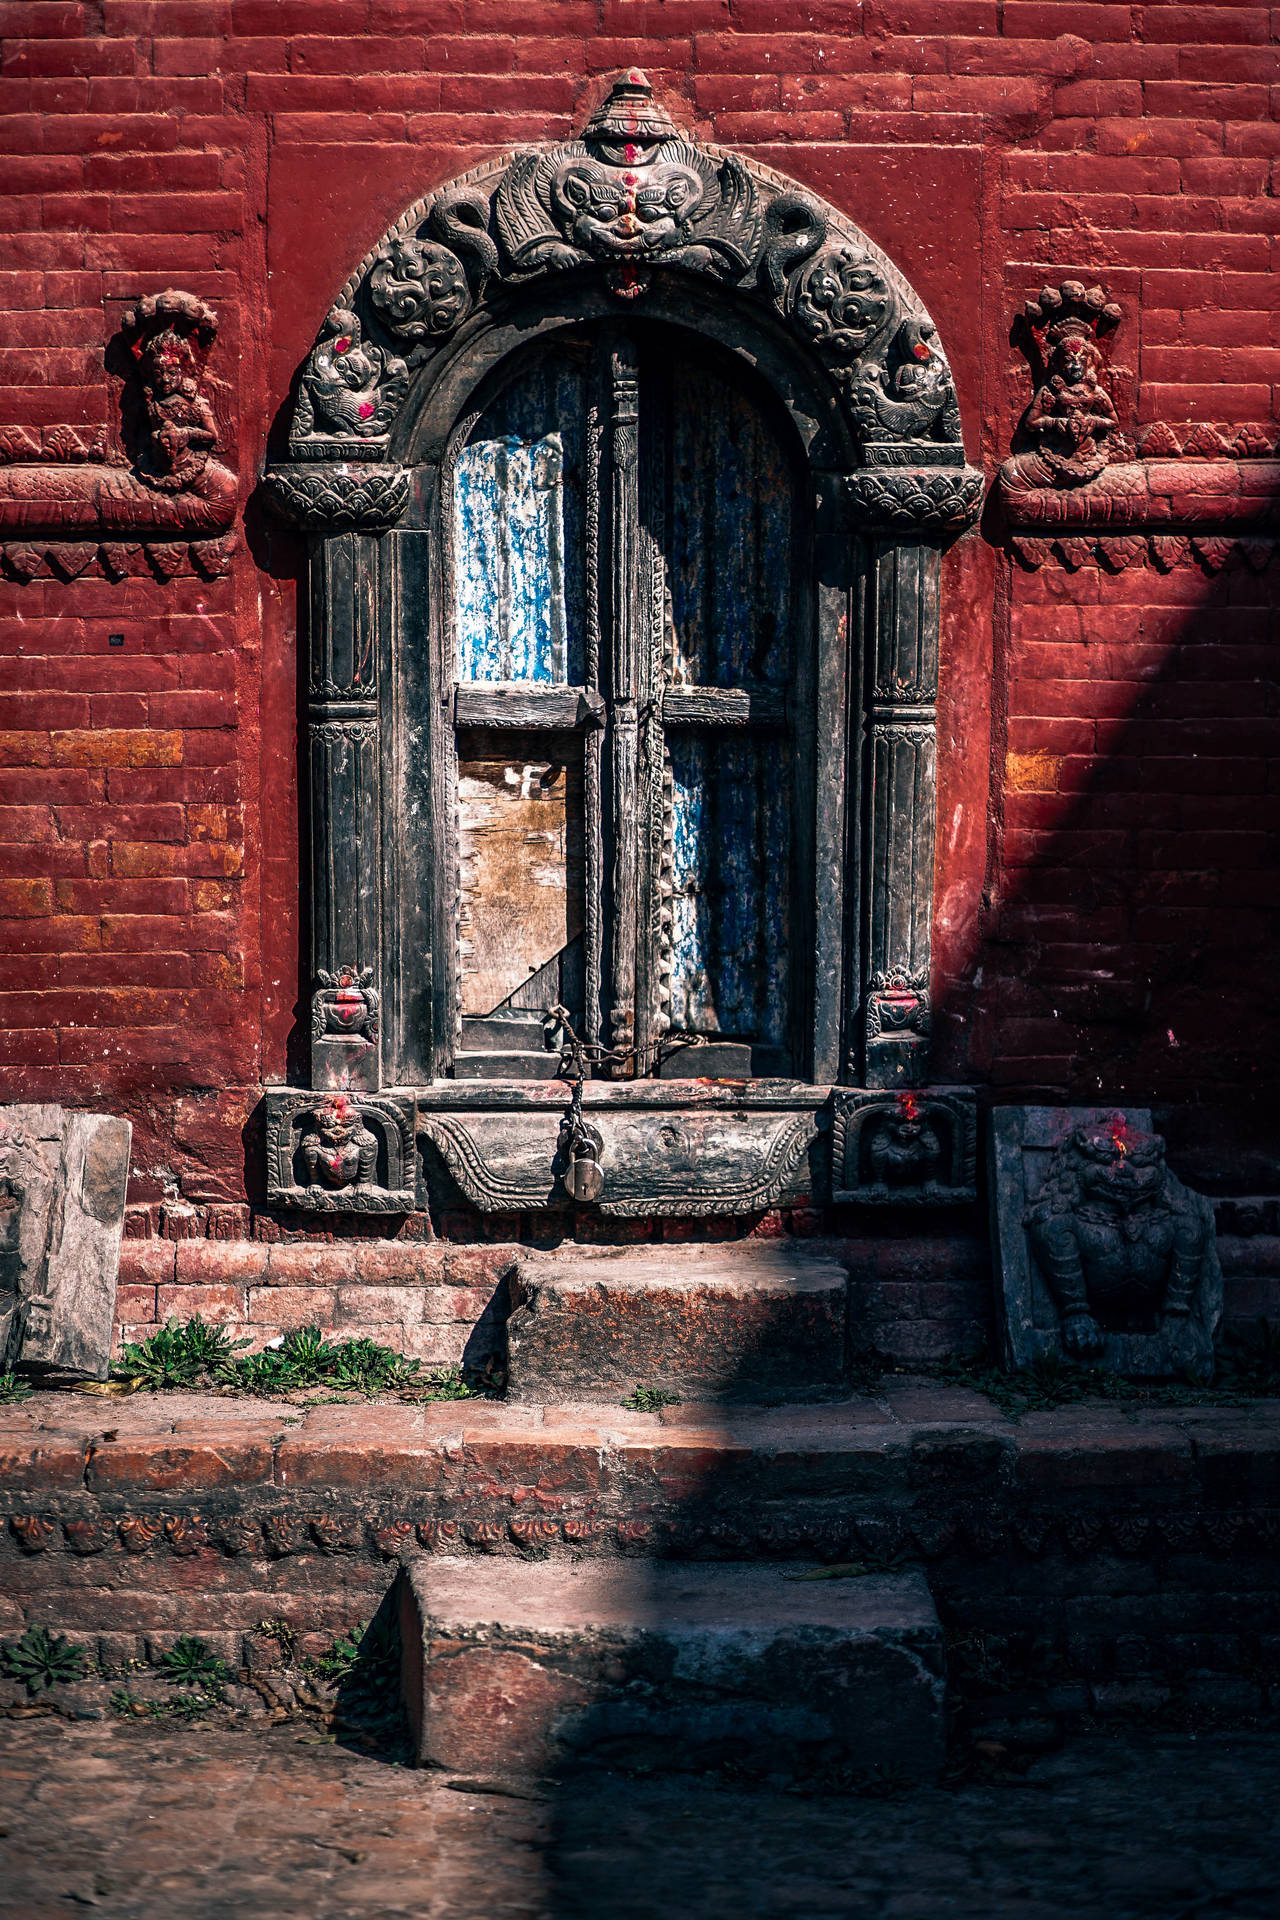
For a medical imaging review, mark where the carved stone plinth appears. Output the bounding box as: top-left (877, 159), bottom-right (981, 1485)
top-left (0, 1105), bottom-right (132, 1381)
top-left (264, 1090), bottom-right (417, 1212)
top-left (421, 1096), bottom-right (818, 1219)
top-left (990, 1107), bottom-right (1222, 1380)
top-left (501, 1244), bottom-right (848, 1403)
top-left (831, 1089), bottom-right (977, 1205)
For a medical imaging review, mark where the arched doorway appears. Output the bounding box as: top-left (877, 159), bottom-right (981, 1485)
top-left (263, 72), bottom-right (984, 1220)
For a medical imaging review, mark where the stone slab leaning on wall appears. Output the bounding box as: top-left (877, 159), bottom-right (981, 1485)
top-left (0, 1106), bottom-right (131, 1381)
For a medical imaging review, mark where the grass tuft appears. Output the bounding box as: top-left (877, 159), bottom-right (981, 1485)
top-left (107, 1318), bottom-right (476, 1402)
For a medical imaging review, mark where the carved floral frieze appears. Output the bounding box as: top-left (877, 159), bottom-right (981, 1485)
top-left (0, 290), bottom-right (237, 582)
top-left (269, 69), bottom-right (979, 531)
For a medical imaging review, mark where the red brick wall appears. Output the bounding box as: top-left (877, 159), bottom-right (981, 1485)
top-left (1, 1), bottom-right (1277, 1205)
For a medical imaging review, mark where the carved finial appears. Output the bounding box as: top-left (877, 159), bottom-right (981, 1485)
top-left (583, 69), bottom-right (681, 154)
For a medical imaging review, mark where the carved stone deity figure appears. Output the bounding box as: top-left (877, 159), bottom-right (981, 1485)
top-left (300, 1095), bottom-right (380, 1192)
top-left (867, 1093), bottom-right (943, 1192)
top-left (999, 280), bottom-right (1125, 494)
top-left (121, 291), bottom-right (222, 493)
top-left (1024, 1115), bottom-right (1217, 1362)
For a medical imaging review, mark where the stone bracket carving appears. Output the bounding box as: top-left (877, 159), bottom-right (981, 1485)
top-left (990, 1106), bottom-right (1222, 1381)
top-left (846, 465), bottom-right (984, 535)
top-left (830, 1088), bottom-right (977, 1205)
top-left (265, 1090), bottom-right (417, 1213)
top-left (0, 290), bottom-right (236, 582)
top-left (261, 463), bottom-right (412, 534)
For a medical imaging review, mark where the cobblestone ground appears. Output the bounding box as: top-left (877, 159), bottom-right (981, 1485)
top-left (0, 1718), bottom-right (1278, 1919)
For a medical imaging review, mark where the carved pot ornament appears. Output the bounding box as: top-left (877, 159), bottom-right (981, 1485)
top-left (276, 69), bottom-right (972, 483)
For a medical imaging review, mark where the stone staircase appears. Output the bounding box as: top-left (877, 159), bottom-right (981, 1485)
top-left (394, 1241), bottom-right (955, 1782)
top-left (7, 1234), bottom-right (1280, 1775)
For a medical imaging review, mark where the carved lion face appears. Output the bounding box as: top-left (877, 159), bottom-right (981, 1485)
top-left (1074, 1123), bottom-right (1164, 1208)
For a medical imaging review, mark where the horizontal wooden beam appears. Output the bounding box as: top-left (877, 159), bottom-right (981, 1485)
top-left (454, 684), bottom-right (605, 730)
top-left (661, 687), bottom-right (786, 729)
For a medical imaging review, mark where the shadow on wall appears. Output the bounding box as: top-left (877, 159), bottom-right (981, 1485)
top-left (937, 530), bottom-right (1280, 1194)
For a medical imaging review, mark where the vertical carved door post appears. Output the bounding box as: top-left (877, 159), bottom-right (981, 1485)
top-left (862, 537), bottom-right (940, 1089)
top-left (308, 532), bottom-right (383, 1089)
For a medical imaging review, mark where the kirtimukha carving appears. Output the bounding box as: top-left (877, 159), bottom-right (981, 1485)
top-left (264, 1090), bottom-right (417, 1213)
top-left (277, 69), bottom-right (973, 485)
top-left (990, 1107), bottom-right (1221, 1381)
top-left (1001, 280), bottom-right (1125, 493)
top-left (0, 1106), bottom-right (131, 1382)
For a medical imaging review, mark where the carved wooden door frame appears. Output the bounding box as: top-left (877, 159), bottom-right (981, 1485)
top-left (263, 74), bottom-right (984, 1213)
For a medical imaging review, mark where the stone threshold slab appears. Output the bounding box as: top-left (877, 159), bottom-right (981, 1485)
top-left (399, 1555), bottom-right (946, 1781)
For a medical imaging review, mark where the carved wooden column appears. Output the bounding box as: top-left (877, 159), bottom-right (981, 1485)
top-left (307, 531), bottom-right (383, 1089)
top-left (606, 338), bottom-right (647, 1067)
top-left (861, 537), bottom-right (939, 1088)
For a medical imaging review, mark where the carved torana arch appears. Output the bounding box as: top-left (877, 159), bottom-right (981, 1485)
top-left (266, 70), bottom-right (981, 532)
top-left (263, 72), bottom-right (984, 1218)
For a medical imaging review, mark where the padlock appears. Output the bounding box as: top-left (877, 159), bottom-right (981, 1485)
top-left (567, 1143), bottom-right (604, 1205)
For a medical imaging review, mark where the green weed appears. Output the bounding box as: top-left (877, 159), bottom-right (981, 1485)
top-left (621, 1385), bottom-right (683, 1413)
top-left (0, 1371), bottom-right (32, 1405)
top-left (108, 1318), bottom-right (469, 1402)
top-left (1, 1624), bottom-right (87, 1694)
top-left (158, 1635), bottom-right (229, 1691)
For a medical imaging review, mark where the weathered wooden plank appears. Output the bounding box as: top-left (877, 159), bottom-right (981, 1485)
top-left (667, 359), bottom-right (792, 690)
top-left (667, 735), bottom-right (790, 1052)
top-left (454, 684), bottom-right (604, 729)
top-left (661, 687), bottom-right (785, 729)
top-left (456, 737), bottom-right (584, 1020)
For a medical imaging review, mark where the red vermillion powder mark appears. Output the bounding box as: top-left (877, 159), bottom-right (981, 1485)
top-left (898, 1092), bottom-right (921, 1122)
top-left (1108, 1114), bottom-right (1132, 1160)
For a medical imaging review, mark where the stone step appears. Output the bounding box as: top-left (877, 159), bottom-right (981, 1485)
top-left (500, 1244), bottom-right (849, 1402)
top-left (398, 1555), bottom-right (946, 1783)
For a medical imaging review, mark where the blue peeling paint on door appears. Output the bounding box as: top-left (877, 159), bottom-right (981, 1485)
top-left (453, 350), bottom-right (586, 684)
top-left (668, 736), bottom-right (791, 1047)
top-left (666, 361), bottom-right (791, 690)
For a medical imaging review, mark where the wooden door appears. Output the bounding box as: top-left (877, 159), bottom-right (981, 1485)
top-left (445, 325), bottom-right (805, 1080)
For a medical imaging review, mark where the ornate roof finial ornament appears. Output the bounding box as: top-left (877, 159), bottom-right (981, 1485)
top-left (268, 70), bottom-right (981, 532)
top-left (581, 67), bottom-right (681, 154)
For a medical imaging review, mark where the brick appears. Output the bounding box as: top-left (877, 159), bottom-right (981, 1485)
top-left (0, 1435), bottom-right (86, 1489)
top-left (85, 1434), bottom-right (274, 1492)
top-left (157, 1282), bottom-right (247, 1321)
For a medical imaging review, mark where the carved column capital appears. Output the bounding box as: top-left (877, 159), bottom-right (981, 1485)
top-left (845, 464), bottom-right (984, 534)
top-left (262, 462), bottom-right (412, 533)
